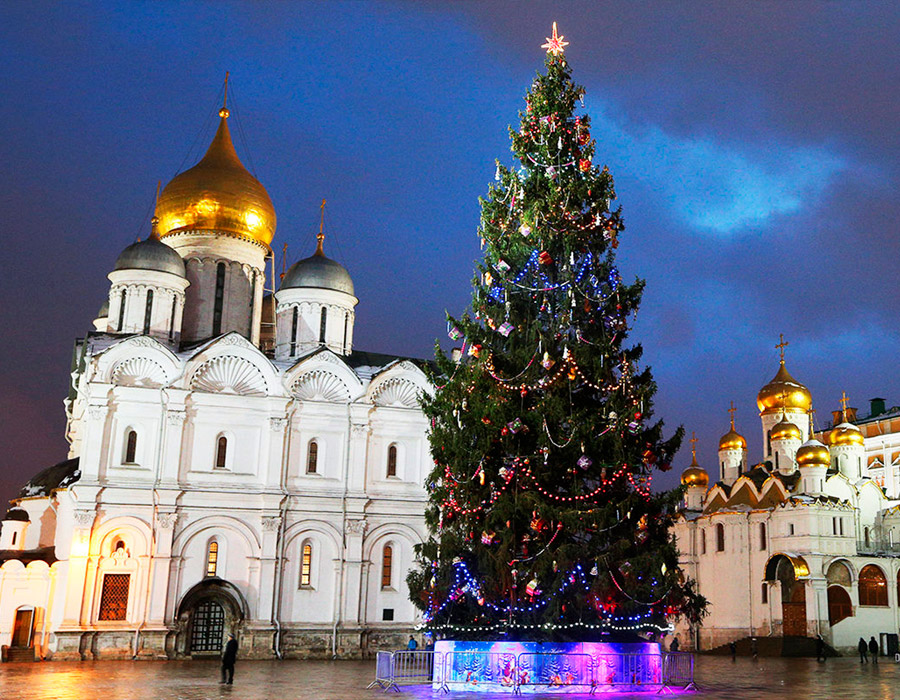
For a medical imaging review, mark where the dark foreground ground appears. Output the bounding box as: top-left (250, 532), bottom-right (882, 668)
top-left (0, 655), bottom-right (897, 699)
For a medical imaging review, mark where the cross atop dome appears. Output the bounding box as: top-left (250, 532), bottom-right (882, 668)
top-left (541, 22), bottom-right (569, 56)
top-left (775, 333), bottom-right (789, 363)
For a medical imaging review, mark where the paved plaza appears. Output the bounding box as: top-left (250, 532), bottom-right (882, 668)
top-left (0, 655), bottom-right (898, 699)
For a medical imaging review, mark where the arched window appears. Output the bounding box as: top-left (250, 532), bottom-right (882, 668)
top-left (859, 564), bottom-right (888, 606)
top-left (307, 440), bottom-right (318, 474)
top-left (300, 542), bottom-right (312, 587)
top-left (215, 436), bottom-right (228, 469)
top-left (117, 289), bottom-right (127, 331)
top-left (766, 429), bottom-right (772, 456)
top-left (212, 262), bottom-right (226, 336)
top-left (701, 529), bottom-right (706, 554)
top-left (206, 541), bottom-right (219, 577)
top-left (319, 306), bottom-right (327, 343)
top-left (168, 294), bottom-right (177, 341)
top-left (290, 306), bottom-right (299, 356)
top-left (387, 444), bottom-right (397, 478)
top-left (759, 523), bottom-right (767, 550)
top-left (124, 429), bottom-right (138, 464)
top-left (342, 313), bottom-right (349, 354)
top-left (826, 561), bottom-right (851, 586)
top-left (381, 544), bottom-right (393, 589)
top-left (761, 583), bottom-right (768, 604)
top-left (827, 585), bottom-right (852, 625)
top-left (716, 523), bottom-right (725, 552)
top-left (143, 289), bottom-right (154, 335)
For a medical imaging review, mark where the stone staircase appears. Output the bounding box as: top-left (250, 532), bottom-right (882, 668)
top-left (706, 636), bottom-right (838, 658)
top-left (6, 646), bottom-right (36, 662)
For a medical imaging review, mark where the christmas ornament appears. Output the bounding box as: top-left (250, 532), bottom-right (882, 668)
top-left (579, 158), bottom-right (591, 172)
top-left (525, 578), bottom-right (541, 597)
top-left (519, 223), bottom-right (532, 237)
top-left (496, 259), bottom-right (510, 273)
top-left (448, 326), bottom-right (462, 340)
top-left (538, 251), bottom-right (553, 266)
top-left (541, 352), bottom-right (555, 370)
top-left (498, 321), bottom-right (515, 337)
top-left (577, 454), bottom-right (592, 470)
top-left (481, 530), bottom-right (495, 545)
top-left (507, 417), bottom-right (524, 433)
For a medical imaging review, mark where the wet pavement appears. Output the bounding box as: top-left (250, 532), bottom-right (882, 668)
top-left (0, 655), bottom-right (897, 699)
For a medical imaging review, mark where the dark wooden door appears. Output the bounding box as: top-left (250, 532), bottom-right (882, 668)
top-left (783, 584), bottom-right (807, 636)
top-left (11, 609), bottom-right (34, 648)
top-left (190, 600), bottom-right (225, 653)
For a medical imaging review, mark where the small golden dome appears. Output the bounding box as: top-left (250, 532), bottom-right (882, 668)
top-left (827, 422), bottom-right (865, 447)
top-left (155, 113), bottom-right (276, 247)
top-left (719, 429), bottom-right (746, 451)
top-left (770, 418), bottom-right (802, 442)
top-left (681, 466), bottom-right (709, 488)
top-left (757, 361), bottom-right (812, 415)
top-left (796, 439), bottom-right (830, 468)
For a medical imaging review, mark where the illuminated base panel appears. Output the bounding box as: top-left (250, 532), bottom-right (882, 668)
top-left (434, 640), bottom-right (662, 693)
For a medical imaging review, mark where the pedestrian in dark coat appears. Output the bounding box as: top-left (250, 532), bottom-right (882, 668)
top-left (221, 633), bottom-right (238, 684)
top-left (868, 636), bottom-right (878, 664)
top-left (669, 636), bottom-right (680, 652)
top-left (728, 641), bottom-right (736, 660)
top-left (815, 635), bottom-right (826, 662)
top-left (858, 637), bottom-right (868, 663)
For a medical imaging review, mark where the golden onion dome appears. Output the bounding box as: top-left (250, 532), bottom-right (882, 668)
top-left (757, 361), bottom-right (812, 415)
top-left (827, 422), bottom-right (865, 447)
top-left (155, 111), bottom-right (276, 247)
top-left (770, 418), bottom-right (803, 442)
top-left (719, 428), bottom-right (747, 451)
top-left (796, 439), bottom-right (830, 468)
top-left (681, 465), bottom-right (709, 488)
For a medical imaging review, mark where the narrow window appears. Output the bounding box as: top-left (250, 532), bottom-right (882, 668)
top-left (290, 306), bottom-right (298, 356)
top-left (124, 429), bottom-right (137, 464)
top-left (98, 573), bottom-right (130, 621)
top-left (701, 529), bottom-right (707, 554)
top-left (761, 583), bottom-right (768, 604)
top-left (775, 452), bottom-right (779, 469)
top-left (11, 532), bottom-right (17, 546)
top-left (300, 542), bottom-right (312, 587)
top-left (789, 523), bottom-right (795, 536)
top-left (168, 294), bottom-right (177, 341)
top-left (342, 313), bottom-right (349, 353)
top-left (864, 527), bottom-right (870, 547)
top-left (215, 436), bottom-right (228, 469)
top-left (307, 440), bottom-right (318, 474)
top-left (387, 444), bottom-right (397, 477)
top-left (117, 289), bottom-right (127, 331)
top-left (716, 523), bottom-right (725, 552)
top-left (832, 517), bottom-right (837, 535)
top-left (212, 262), bottom-right (226, 336)
top-left (759, 522), bottom-right (766, 550)
top-left (143, 289), bottom-right (154, 335)
top-left (766, 430), bottom-right (772, 456)
top-left (206, 541), bottom-right (218, 577)
top-left (319, 306), bottom-right (327, 343)
top-left (839, 518), bottom-right (844, 536)
top-left (381, 545), bottom-right (393, 589)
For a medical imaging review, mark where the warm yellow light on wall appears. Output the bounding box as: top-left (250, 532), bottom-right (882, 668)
top-left (69, 533), bottom-right (90, 558)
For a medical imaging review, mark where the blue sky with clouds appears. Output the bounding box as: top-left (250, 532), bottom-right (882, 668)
top-left (1, 1), bottom-right (898, 504)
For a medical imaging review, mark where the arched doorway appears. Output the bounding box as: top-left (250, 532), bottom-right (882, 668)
top-left (826, 561), bottom-right (853, 627)
top-left (765, 553), bottom-right (809, 637)
top-left (176, 578), bottom-right (248, 658)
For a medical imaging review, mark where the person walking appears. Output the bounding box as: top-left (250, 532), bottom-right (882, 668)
top-left (669, 636), bottom-right (680, 653)
top-left (221, 633), bottom-right (238, 684)
top-left (868, 636), bottom-right (878, 664)
top-left (729, 641), bottom-right (737, 661)
top-left (858, 637), bottom-right (868, 663)
top-left (750, 637), bottom-right (758, 660)
top-left (407, 635), bottom-right (418, 651)
top-left (815, 634), bottom-right (826, 663)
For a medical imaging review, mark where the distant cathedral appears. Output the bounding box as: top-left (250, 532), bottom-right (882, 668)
top-left (674, 338), bottom-right (900, 655)
top-left (0, 95), bottom-right (430, 661)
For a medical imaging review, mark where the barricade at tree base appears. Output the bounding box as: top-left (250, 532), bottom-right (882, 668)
top-left (435, 640), bottom-right (663, 693)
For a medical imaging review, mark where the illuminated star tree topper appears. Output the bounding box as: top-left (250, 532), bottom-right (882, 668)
top-left (541, 21), bottom-right (569, 56)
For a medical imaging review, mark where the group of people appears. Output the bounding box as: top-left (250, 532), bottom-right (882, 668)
top-left (858, 636), bottom-right (880, 663)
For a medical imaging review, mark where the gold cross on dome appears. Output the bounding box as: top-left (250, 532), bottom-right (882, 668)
top-left (839, 391), bottom-right (850, 421)
top-left (728, 401), bottom-right (737, 429)
top-left (775, 334), bottom-right (789, 362)
top-left (541, 22), bottom-right (569, 55)
top-left (690, 431), bottom-right (698, 459)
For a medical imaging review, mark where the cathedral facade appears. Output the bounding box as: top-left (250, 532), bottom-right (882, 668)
top-left (673, 348), bottom-right (900, 655)
top-left (0, 103), bottom-right (431, 661)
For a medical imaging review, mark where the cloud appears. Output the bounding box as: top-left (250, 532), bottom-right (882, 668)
top-left (587, 100), bottom-right (849, 234)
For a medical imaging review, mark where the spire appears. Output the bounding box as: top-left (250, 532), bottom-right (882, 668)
top-left (149, 180), bottom-right (162, 240)
top-left (839, 390), bottom-right (850, 423)
top-left (689, 431), bottom-right (699, 467)
top-left (220, 71), bottom-right (230, 119)
top-left (315, 198), bottom-right (326, 256)
top-left (728, 401), bottom-right (736, 431)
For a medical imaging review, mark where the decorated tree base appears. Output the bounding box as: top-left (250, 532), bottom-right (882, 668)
top-left (434, 639), bottom-right (662, 693)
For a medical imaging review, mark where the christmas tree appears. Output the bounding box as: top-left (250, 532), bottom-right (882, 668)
top-left (408, 25), bottom-right (706, 641)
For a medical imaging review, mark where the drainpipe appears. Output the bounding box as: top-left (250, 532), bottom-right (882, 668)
top-left (333, 402), bottom-right (354, 658)
top-left (134, 384), bottom-right (169, 659)
top-left (271, 399), bottom-right (296, 659)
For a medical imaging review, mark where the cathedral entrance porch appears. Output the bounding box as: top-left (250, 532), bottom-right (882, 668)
top-left (175, 578), bottom-right (248, 658)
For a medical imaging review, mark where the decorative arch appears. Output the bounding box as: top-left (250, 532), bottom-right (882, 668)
top-left (190, 355), bottom-right (268, 396)
top-left (96, 335), bottom-right (181, 386)
top-left (282, 349), bottom-right (362, 399)
top-left (291, 370), bottom-right (352, 402)
top-left (89, 516), bottom-right (152, 558)
top-left (173, 516), bottom-right (261, 560)
top-left (367, 361), bottom-right (432, 408)
top-left (362, 522), bottom-right (424, 562)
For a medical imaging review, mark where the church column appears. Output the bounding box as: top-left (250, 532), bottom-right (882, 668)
top-left (146, 512), bottom-right (178, 625)
top-left (159, 406), bottom-right (186, 486)
top-left (59, 510), bottom-right (96, 629)
top-left (250, 265), bottom-right (265, 347)
top-left (808, 576), bottom-right (829, 639)
top-left (79, 401), bottom-right (110, 483)
top-left (257, 516), bottom-right (281, 627)
top-left (342, 519), bottom-right (367, 626)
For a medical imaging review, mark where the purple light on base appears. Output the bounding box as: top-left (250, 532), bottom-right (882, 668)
top-left (433, 640), bottom-right (662, 693)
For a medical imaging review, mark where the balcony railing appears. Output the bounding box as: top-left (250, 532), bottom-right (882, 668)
top-left (856, 540), bottom-right (900, 555)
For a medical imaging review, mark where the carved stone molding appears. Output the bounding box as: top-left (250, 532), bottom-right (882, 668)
top-left (157, 512), bottom-right (178, 529)
top-left (345, 518), bottom-right (368, 535)
top-left (166, 410), bottom-right (186, 426)
top-left (350, 422), bottom-right (369, 438)
top-left (262, 516), bottom-right (282, 532)
top-left (268, 416), bottom-right (287, 433)
top-left (73, 510), bottom-right (96, 526)
top-left (88, 405), bottom-right (108, 420)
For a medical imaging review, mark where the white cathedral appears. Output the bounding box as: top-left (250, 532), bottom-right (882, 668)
top-left (673, 343), bottom-right (900, 655)
top-left (0, 101), bottom-right (432, 661)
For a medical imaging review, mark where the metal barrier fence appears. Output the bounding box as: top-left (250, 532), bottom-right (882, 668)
top-left (368, 649), bottom-right (695, 694)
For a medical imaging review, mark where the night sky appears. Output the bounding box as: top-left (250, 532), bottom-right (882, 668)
top-left (2, 2), bottom-right (899, 509)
